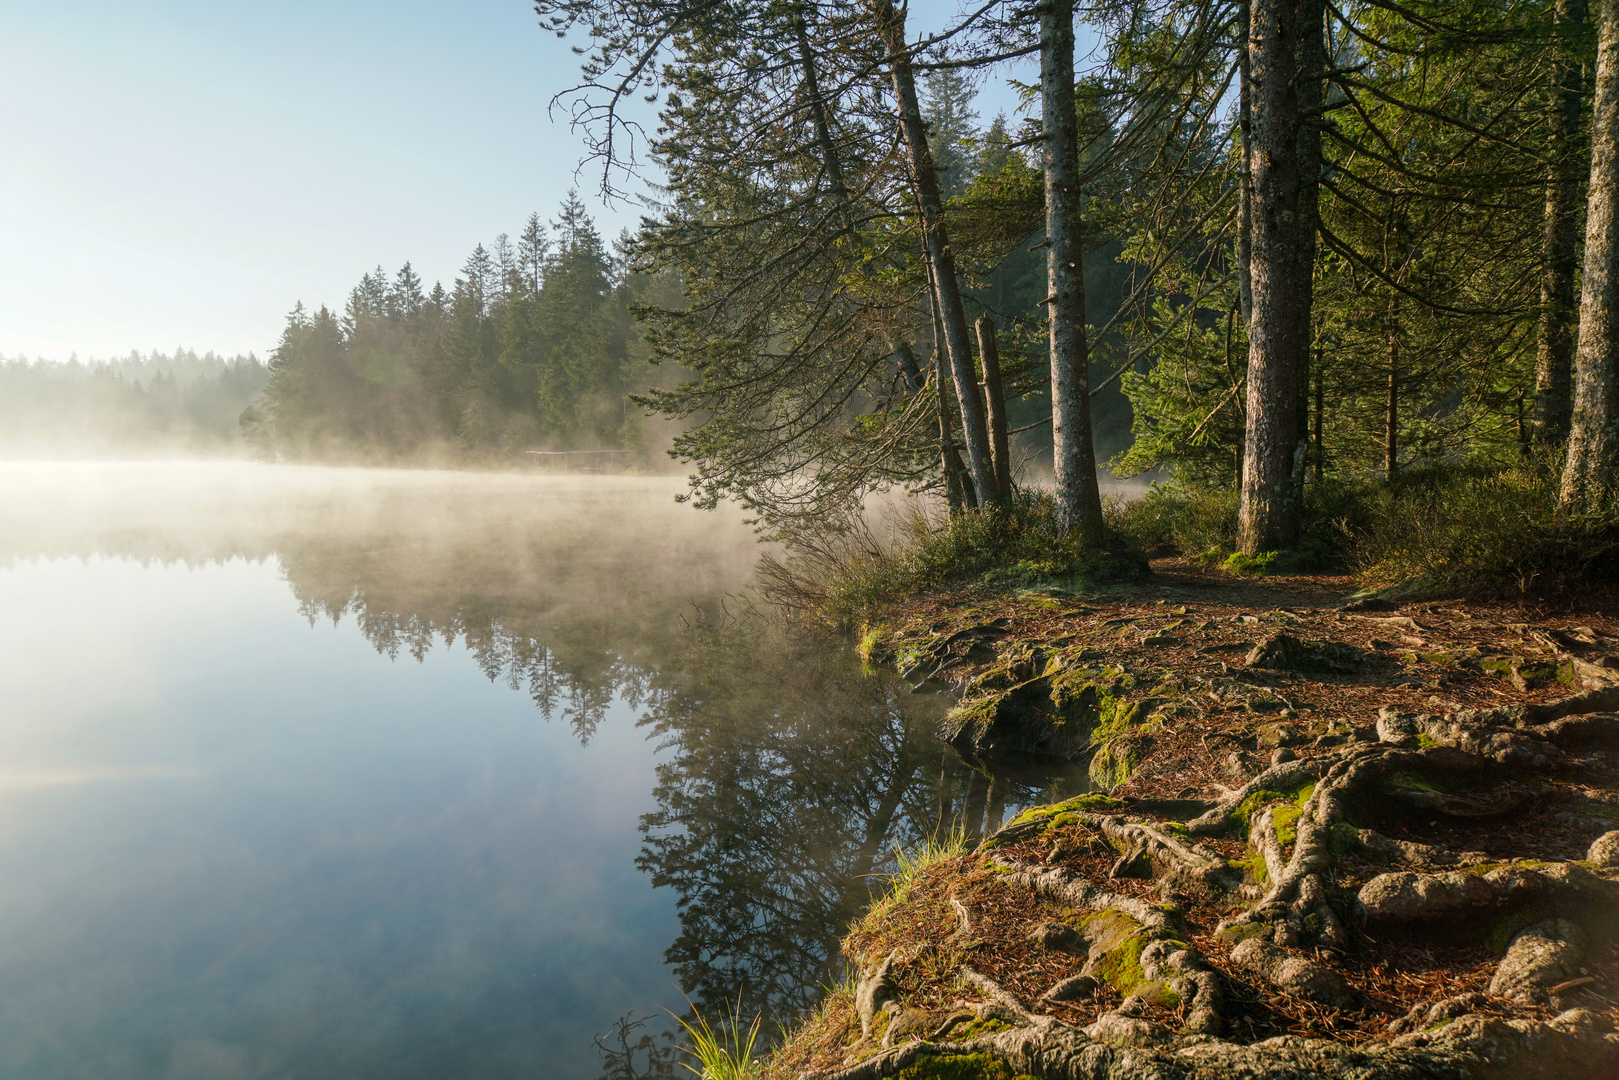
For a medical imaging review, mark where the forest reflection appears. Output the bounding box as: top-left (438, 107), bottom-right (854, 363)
top-left (276, 525), bottom-right (1091, 1057)
top-left (0, 465), bottom-right (1088, 1073)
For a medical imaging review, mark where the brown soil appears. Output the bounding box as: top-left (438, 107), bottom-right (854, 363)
top-left (772, 560), bottom-right (1619, 1077)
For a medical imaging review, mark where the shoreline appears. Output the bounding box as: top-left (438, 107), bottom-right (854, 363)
top-left (766, 561), bottom-right (1619, 1079)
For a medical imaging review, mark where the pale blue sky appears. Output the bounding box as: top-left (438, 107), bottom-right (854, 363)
top-left (1, 1), bottom-right (1034, 361)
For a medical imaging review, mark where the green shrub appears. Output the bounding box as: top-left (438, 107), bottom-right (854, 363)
top-left (1221, 550), bottom-right (1277, 577)
top-left (1115, 459), bottom-right (1619, 595)
top-left (1350, 461), bottom-right (1619, 595)
top-left (759, 488), bottom-right (1149, 628)
top-left (1114, 484), bottom-right (1238, 559)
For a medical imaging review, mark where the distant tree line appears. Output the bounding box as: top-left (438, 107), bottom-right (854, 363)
top-left (242, 193), bottom-right (667, 462)
top-left (0, 350), bottom-right (267, 455)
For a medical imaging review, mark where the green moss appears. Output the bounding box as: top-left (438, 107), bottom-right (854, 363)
top-left (945, 1017), bottom-right (1010, 1041)
top-left (1230, 783), bottom-right (1313, 834)
top-left (1089, 739), bottom-right (1145, 790)
top-left (1231, 850), bottom-right (1269, 884)
top-left (894, 1053), bottom-right (1034, 1080)
top-left (1223, 550), bottom-right (1279, 577)
top-left (1129, 980), bottom-right (1183, 1007)
top-left (1077, 910), bottom-right (1153, 993)
top-left (1003, 793), bottom-right (1126, 832)
top-left (1577, 797), bottom-right (1619, 821)
top-left (857, 625), bottom-right (890, 664)
top-left (1328, 822), bottom-right (1362, 855)
top-left (1386, 770), bottom-right (1461, 794)
top-left (1214, 921), bottom-right (1273, 944)
top-left (1272, 803), bottom-right (1304, 847)
top-left (1416, 733), bottom-right (1441, 749)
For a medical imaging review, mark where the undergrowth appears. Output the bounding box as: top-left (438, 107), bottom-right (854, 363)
top-left (860, 829), bottom-right (969, 930)
top-left (677, 1003), bottom-right (763, 1080)
top-left (1115, 459), bottom-right (1619, 596)
top-left (758, 489), bottom-right (1149, 628)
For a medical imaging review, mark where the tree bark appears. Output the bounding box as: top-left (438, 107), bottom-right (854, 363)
top-left (931, 285), bottom-right (972, 511)
top-left (1237, 0), bottom-right (1255, 325)
top-left (1238, 0), bottom-right (1323, 554)
top-left (1386, 295), bottom-right (1400, 482)
top-left (976, 316), bottom-right (1013, 502)
top-left (1312, 351), bottom-right (1324, 482)
top-left (1534, 0), bottom-right (1588, 447)
top-left (1562, 0), bottom-right (1619, 513)
top-left (1040, 0), bottom-right (1105, 541)
top-left (871, 0), bottom-right (1000, 507)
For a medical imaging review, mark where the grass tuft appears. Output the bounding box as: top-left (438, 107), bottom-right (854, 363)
top-left (676, 1002), bottom-right (763, 1080)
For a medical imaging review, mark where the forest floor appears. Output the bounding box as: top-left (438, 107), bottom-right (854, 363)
top-left (767, 559), bottom-right (1619, 1080)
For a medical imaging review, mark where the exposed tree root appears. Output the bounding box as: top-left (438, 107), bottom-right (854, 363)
top-left (797, 680), bottom-right (1619, 1079)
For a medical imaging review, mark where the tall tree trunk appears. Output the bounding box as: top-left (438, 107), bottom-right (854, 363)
top-left (1562, 0), bottom-right (1619, 513)
top-left (1386, 295), bottom-right (1400, 482)
top-left (1238, 0), bottom-right (1323, 554)
top-left (1040, 0), bottom-right (1105, 541)
top-left (871, 0), bottom-right (1000, 507)
top-left (1535, 0), bottom-right (1588, 446)
top-left (931, 286), bottom-right (971, 511)
top-left (1237, 0), bottom-right (1255, 325)
top-left (976, 316), bottom-right (1013, 502)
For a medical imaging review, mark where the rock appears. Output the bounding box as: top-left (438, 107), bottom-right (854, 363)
top-left (1270, 747), bottom-right (1296, 766)
top-left (1222, 750), bottom-right (1255, 782)
top-left (1376, 706), bottom-right (1424, 745)
top-left (1341, 597), bottom-right (1398, 612)
top-left (1230, 938), bottom-right (1354, 1007)
top-left (1588, 830), bottom-right (1619, 866)
top-left (1489, 919), bottom-right (1588, 1004)
top-left (1030, 922), bottom-right (1082, 953)
top-left (1042, 974), bottom-right (1099, 1002)
top-left (1246, 633), bottom-right (1366, 673)
top-left (1357, 870), bottom-right (1497, 923)
top-left (1246, 633), bottom-right (1306, 670)
top-left (1256, 722), bottom-right (1305, 749)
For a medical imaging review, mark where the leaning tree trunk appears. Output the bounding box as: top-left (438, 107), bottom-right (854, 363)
top-left (1238, 0), bottom-right (1323, 554)
top-left (1040, 0), bottom-right (1105, 542)
top-left (1562, 0), bottom-right (1619, 514)
top-left (1535, 0), bottom-right (1589, 447)
top-left (976, 316), bottom-right (1013, 502)
top-left (870, 0), bottom-right (1001, 508)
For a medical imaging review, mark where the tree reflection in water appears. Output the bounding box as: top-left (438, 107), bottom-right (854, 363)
top-left (629, 611), bottom-right (1091, 1054)
top-left (0, 467), bottom-right (1090, 1076)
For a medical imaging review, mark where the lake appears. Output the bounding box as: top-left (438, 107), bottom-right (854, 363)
top-left (0, 462), bottom-right (1086, 1079)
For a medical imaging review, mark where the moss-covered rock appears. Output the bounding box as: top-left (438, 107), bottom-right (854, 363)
top-left (893, 1053), bottom-right (1035, 1080)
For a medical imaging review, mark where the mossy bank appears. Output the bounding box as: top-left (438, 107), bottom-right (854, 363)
top-left (763, 561), bottom-right (1619, 1079)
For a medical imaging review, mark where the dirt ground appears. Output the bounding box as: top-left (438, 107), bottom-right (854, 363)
top-left (768, 561), bottom-right (1619, 1079)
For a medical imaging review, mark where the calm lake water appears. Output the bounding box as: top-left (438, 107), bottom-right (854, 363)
top-left (0, 462), bottom-right (1086, 1080)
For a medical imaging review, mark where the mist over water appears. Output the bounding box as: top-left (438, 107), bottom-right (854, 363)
top-left (0, 463), bottom-right (1086, 1079)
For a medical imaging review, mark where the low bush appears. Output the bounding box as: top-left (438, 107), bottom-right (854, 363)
top-left (1113, 484), bottom-right (1238, 560)
top-left (1112, 459), bottom-right (1619, 595)
top-left (759, 488), bottom-right (1149, 628)
top-left (1350, 461), bottom-right (1619, 595)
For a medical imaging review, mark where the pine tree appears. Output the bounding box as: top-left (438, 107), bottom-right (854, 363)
top-left (518, 214), bottom-right (549, 294)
